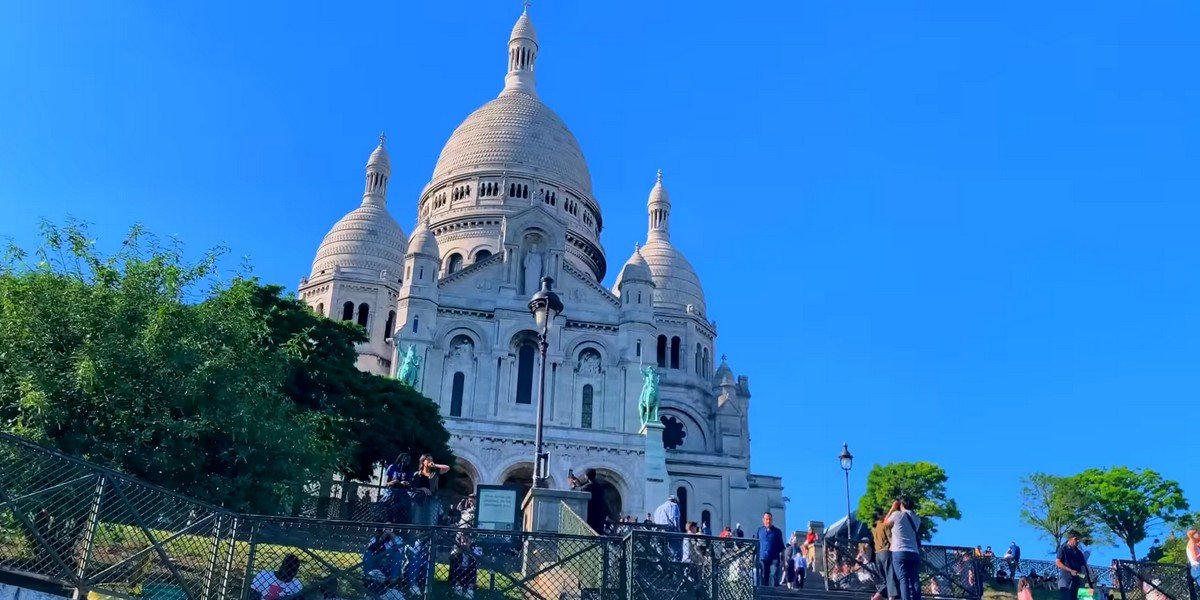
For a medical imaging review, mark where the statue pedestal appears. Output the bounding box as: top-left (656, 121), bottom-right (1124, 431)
top-left (640, 422), bottom-right (670, 512)
top-left (522, 488), bottom-right (590, 533)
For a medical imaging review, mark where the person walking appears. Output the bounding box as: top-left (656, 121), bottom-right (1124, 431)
top-left (757, 512), bottom-right (785, 587)
top-left (784, 532), bottom-right (808, 589)
top-left (1055, 531), bottom-right (1088, 600)
top-left (886, 498), bottom-right (923, 600)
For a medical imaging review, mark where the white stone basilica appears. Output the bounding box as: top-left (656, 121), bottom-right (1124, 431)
top-left (297, 7), bottom-right (784, 533)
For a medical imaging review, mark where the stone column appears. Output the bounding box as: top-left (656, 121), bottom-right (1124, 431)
top-left (640, 422), bottom-right (670, 511)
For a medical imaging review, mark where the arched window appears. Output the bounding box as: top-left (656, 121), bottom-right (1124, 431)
top-left (701, 510), bottom-right (712, 530)
top-left (670, 336), bottom-right (681, 369)
top-left (341, 301), bottom-right (354, 321)
top-left (384, 311), bottom-right (396, 340)
top-left (413, 316), bottom-right (420, 333)
top-left (695, 343), bottom-right (702, 375)
top-left (656, 336), bottom-right (667, 368)
top-left (703, 347), bottom-right (710, 378)
top-left (581, 385), bottom-right (593, 429)
top-left (515, 343), bottom-right (536, 405)
top-left (447, 253), bottom-right (463, 274)
top-left (357, 303), bottom-right (370, 328)
top-left (474, 249), bottom-right (492, 263)
top-left (636, 339), bottom-right (642, 358)
top-left (450, 372), bottom-right (465, 417)
top-left (676, 487), bottom-right (689, 528)
top-left (315, 302), bottom-right (324, 317)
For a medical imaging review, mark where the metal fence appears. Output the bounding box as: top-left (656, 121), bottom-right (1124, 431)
top-left (1113, 560), bottom-right (1198, 600)
top-left (625, 529), bottom-right (758, 600)
top-left (0, 432), bottom-right (758, 600)
top-left (823, 537), bottom-right (987, 599)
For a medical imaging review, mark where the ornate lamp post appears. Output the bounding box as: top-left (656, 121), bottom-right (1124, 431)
top-left (528, 276), bottom-right (564, 490)
top-left (839, 443), bottom-right (854, 540)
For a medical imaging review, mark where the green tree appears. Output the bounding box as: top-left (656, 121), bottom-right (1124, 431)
top-left (1019, 473), bottom-right (1094, 552)
top-left (1076, 467), bottom-right (1189, 560)
top-left (857, 461), bottom-right (961, 541)
top-left (0, 222), bottom-right (452, 512)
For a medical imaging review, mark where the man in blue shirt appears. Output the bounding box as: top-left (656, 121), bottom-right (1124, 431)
top-left (757, 512), bottom-right (785, 587)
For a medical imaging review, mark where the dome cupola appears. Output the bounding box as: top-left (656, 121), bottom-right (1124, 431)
top-left (637, 171), bottom-right (706, 315)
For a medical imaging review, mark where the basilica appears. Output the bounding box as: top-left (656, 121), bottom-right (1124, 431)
top-left (297, 7), bottom-right (785, 533)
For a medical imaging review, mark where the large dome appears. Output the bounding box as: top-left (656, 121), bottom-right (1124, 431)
top-left (430, 89), bottom-right (593, 196)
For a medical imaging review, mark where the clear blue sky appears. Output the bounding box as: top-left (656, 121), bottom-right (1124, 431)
top-left (2, 1), bottom-right (1198, 562)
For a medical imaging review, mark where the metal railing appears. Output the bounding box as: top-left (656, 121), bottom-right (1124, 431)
top-left (0, 432), bottom-right (757, 600)
top-left (1114, 560), bottom-right (1198, 600)
top-left (823, 537), bottom-right (986, 599)
top-left (626, 529), bottom-right (759, 600)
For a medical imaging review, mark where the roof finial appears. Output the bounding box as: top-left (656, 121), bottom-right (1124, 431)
top-left (634, 242), bottom-right (640, 251)
top-left (656, 169), bottom-right (663, 183)
top-left (379, 131), bottom-right (386, 146)
top-left (523, 0), bottom-right (531, 13)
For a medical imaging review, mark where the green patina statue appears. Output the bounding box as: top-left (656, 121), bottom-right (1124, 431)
top-left (397, 345), bottom-right (421, 388)
top-left (638, 365), bottom-right (660, 427)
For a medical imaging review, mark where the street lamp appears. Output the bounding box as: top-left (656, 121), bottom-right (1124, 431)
top-left (528, 276), bottom-right (564, 490)
top-left (839, 443), bottom-right (854, 540)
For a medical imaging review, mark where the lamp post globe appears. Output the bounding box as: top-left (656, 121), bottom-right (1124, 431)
top-left (839, 443), bottom-right (854, 539)
top-left (527, 276), bottom-right (563, 489)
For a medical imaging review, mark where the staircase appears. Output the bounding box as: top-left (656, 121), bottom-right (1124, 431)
top-left (757, 587), bottom-right (873, 600)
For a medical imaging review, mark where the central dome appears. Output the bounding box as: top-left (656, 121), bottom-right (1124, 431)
top-left (430, 90), bottom-right (593, 196)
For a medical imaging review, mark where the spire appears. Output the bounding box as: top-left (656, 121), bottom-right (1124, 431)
top-left (504, 5), bottom-right (539, 94)
top-left (364, 134), bottom-right (391, 206)
top-left (647, 169), bottom-right (671, 241)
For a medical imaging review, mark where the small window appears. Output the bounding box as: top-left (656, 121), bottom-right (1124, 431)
top-left (384, 311), bottom-right (396, 340)
top-left (695, 343), bottom-right (702, 375)
top-left (450, 372), bottom-right (465, 417)
top-left (701, 510), bottom-right (711, 530)
top-left (581, 385), bottom-right (593, 429)
top-left (341, 301), bottom-right (354, 321)
top-left (676, 487), bottom-right (689, 526)
top-left (413, 316), bottom-right (420, 333)
top-left (447, 253), bottom-right (463, 274)
top-left (636, 340), bottom-right (642, 358)
top-left (315, 302), bottom-right (324, 317)
top-left (670, 336), bottom-right (681, 369)
top-left (357, 303), bottom-right (370, 328)
top-left (656, 336), bottom-right (667, 368)
top-left (474, 249), bottom-right (492, 263)
top-left (516, 343), bottom-right (536, 404)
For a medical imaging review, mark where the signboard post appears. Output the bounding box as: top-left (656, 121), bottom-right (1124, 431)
top-left (474, 484), bottom-right (522, 531)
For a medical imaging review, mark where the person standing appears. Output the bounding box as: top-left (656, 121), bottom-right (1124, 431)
top-left (872, 508), bottom-right (898, 600)
top-left (1006, 541), bottom-right (1022, 582)
top-left (757, 512), bottom-right (785, 587)
top-left (1055, 531), bottom-right (1088, 600)
top-left (579, 469), bottom-right (610, 535)
top-left (381, 454), bottom-right (412, 524)
top-left (409, 454), bottom-right (450, 526)
top-left (1187, 530), bottom-right (1200, 584)
top-left (735, 523), bottom-right (745, 538)
top-left (653, 495), bottom-right (681, 531)
top-left (886, 498), bottom-right (923, 600)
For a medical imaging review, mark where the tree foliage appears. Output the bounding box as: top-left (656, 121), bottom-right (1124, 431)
top-left (1076, 467), bottom-right (1189, 560)
top-left (857, 461), bottom-right (961, 541)
top-left (1019, 473), bottom-right (1094, 552)
top-left (0, 222), bottom-right (452, 512)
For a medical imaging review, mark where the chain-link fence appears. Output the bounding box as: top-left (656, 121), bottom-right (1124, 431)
top-left (625, 529), bottom-right (758, 600)
top-left (1114, 560), bottom-right (1197, 600)
top-left (823, 537), bottom-right (986, 599)
top-left (0, 432), bottom-right (759, 600)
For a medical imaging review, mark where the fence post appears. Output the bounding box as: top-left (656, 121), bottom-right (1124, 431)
top-left (600, 539), bottom-right (609, 600)
top-left (241, 521), bottom-right (260, 600)
top-left (1114, 561), bottom-right (1126, 600)
top-left (201, 514), bottom-right (224, 600)
top-left (72, 474), bottom-right (107, 600)
top-left (219, 517), bottom-right (240, 600)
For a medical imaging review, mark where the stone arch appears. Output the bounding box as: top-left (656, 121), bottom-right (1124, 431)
top-left (434, 321), bottom-right (491, 351)
top-left (565, 334), bottom-right (612, 365)
top-left (498, 460), bottom-right (555, 502)
top-left (466, 244), bottom-right (494, 264)
top-left (447, 456), bottom-right (481, 508)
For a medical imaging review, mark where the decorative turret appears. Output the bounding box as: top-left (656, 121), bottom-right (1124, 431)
top-left (638, 170), bottom-right (707, 315)
top-left (614, 243), bottom-right (655, 323)
top-left (504, 4), bottom-right (538, 94)
top-left (363, 133), bottom-right (390, 204)
top-left (647, 169), bottom-right (670, 241)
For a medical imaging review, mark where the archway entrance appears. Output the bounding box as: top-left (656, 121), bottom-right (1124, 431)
top-left (501, 463), bottom-right (534, 504)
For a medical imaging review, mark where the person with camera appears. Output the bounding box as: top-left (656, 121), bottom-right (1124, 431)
top-left (1056, 531), bottom-right (1089, 600)
top-left (381, 454), bottom-right (412, 524)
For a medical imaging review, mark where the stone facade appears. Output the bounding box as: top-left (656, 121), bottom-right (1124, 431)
top-left (297, 7), bottom-right (785, 534)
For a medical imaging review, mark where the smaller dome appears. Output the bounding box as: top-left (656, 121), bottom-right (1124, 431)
top-left (612, 245), bottom-right (653, 293)
top-left (311, 203), bottom-right (407, 279)
top-left (510, 10), bottom-right (537, 44)
top-left (639, 239), bottom-right (706, 316)
top-left (407, 220), bottom-right (441, 259)
top-left (648, 169), bottom-right (669, 206)
top-left (368, 134), bottom-right (391, 174)
top-left (715, 356), bottom-right (734, 385)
